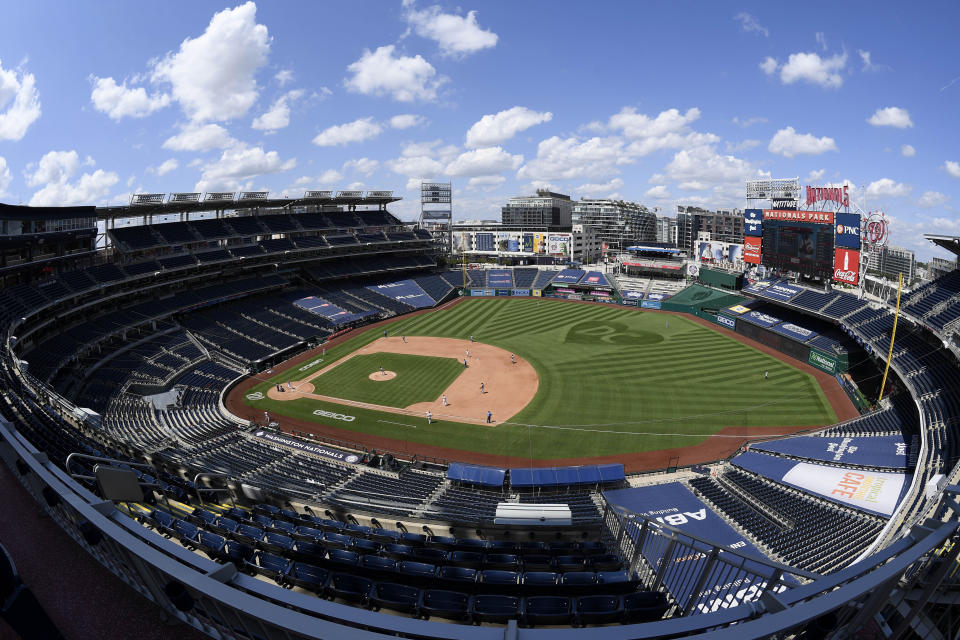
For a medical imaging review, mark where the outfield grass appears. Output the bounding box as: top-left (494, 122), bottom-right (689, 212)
top-left (309, 352), bottom-right (464, 407)
top-left (242, 298), bottom-right (838, 460)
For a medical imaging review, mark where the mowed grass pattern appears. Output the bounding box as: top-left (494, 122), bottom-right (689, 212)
top-left (310, 353), bottom-right (464, 407)
top-left (244, 299), bottom-right (838, 460)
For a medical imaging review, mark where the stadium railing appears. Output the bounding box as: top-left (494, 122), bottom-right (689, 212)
top-left (3, 415), bottom-right (958, 638)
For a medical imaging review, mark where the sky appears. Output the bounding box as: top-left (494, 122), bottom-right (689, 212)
top-left (0, 1), bottom-right (958, 259)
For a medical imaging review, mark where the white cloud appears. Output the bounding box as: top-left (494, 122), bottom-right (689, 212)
top-left (766, 51), bottom-right (847, 88)
top-left (465, 106), bottom-right (553, 147)
top-left (678, 181), bottom-right (708, 191)
top-left (195, 144), bottom-right (295, 192)
top-left (162, 123), bottom-right (237, 152)
top-left (293, 169), bottom-right (343, 187)
top-left (444, 146), bottom-right (522, 178)
top-left (576, 178), bottom-right (624, 198)
top-left (0, 59), bottom-right (41, 141)
top-left (918, 191), bottom-right (949, 208)
top-left (663, 146), bottom-right (754, 184)
top-left (275, 69), bottom-right (294, 86)
top-left (868, 106), bottom-right (913, 128)
top-left (89, 76), bottom-right (170, 120)
top-left (865, 178), bottom-right (912, 199)
top-left (725, 139), bottom-right (762, 152)
top-left (759, 57), bottom-right (779, 75)
top-left (944, 161), bottom-right (960, 179)
top-left (735, 13), bottom-right (768, 37)
top-left (768, 126), bottom-right (837, 157)
top-left (151, 2), bottom-right (270, 122)
top-left (805, 168), bottom-right (826, 182)
top-left (152, 158), bottom-right (178, 176)
top-left (312, 117), bottom-right (382, 146)
top-left (467, 175), bottom-right (506, 191)
top-left (252, 89), bottom-right (304, 131)
top-left (517, 135), bottom-right (627, 181)
top-left (645, 185), bottom-right (670, 199)
top-left (901, 144), bottom-right (916, 157)
top-left (26, 150), bottom-right (118, 206)
top-left (389, 154), bottom-right (445, 179)
top-left (733, 116), bottom-right (767, 127)
top-left (404, 2), bottom-right (498, 57)
top-left (343, 157), bottom-right (379, 176)
top-left (0, 157), bottom-right (11, 196)
top-left (389, 113), bottom-right (425, 129)
top-left (608, 106), bottom-right (700, 139)
top-left (345, 45), bottom-right (444, 102)
top-left (858, 50), bottom-right (889, 72)
top-left (815, 32), bottom-right (827, 51)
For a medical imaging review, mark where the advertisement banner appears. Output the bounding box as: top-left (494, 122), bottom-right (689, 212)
top-left (781, 462), bottom-right (905, 516)
top-left (555, 287), bottom-right (575, 294)
top-left (741, 310), bottom-right (781, 327)
top-left (533, 233), bottom-right (546, 254)
top-left (752, 435), bottom-right (911, 470)
top-left (252, 430), bottom-right (361, 464)
top-left (744, 208), bottom-right (763, 237)
top-left (717, 314), bottom-right (736, 329)
top-left (744, 236), bottom-right (762, 264)
top-left (487, 270), bottom-right (513, 286)
top-left (523, 233), bottom-right (534, 253)
top-left (548, 234), bottom-right (572, 257)
top-left (641, 300), bottom-right (661, 309)
top-left (621, 290), bottom-right (645, 300)
top-left (590, 290), bottom-right (611, 297)
top-left (835, 212), bottom-right (861, 249)
top-left (470, 289), bottom-right (495, 297)
top-left (511, 289), bottom-right (531, 296)
top-left (773, 322), bottom-right (817, 343)
top-left (532, 289), bottom-right (542, 297)
top-left (763, 210), bottom-right (834, 225)
top-left (475, 232), bottom-right (494, 252)
top-left (808, 349), bottom-right (838, 374)
top-left (726, 304), bottom-right (751, 314)
top-left (834, 248), bottom-right (860, 285)
top-left (621, 299), bottom-right (638, 306)
top-left (646, 292), bottom-right (670, 301)
top-left (763, 282), bottom-right (803, 301)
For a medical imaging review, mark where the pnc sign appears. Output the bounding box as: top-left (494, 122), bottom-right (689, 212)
top-left (806, 184), bottom-right (850, 208)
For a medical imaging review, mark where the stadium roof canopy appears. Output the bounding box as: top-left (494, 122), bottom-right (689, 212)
top-left (924, 233), bottom-right (960, 258)
top-left (626, 244), bottom-right (682, 254)
top-left (93, 190), bottom-right (401, 221)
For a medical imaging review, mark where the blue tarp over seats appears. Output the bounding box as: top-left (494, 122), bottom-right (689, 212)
top-left (487, 270), bottom-right (513, 287)
top-left (294, 296), bottom-right (375, 324)
top-left (750, 434), bottom-right (913, 470)
top-left (509, 464), bottom-right (623, 488)
top-left (602, 482), bottom-right (791, 612)
top-left (580, 271), bottom-right (610, 287)
top-left (730, 451), bottom-right (911, 517)
top-left (551, 269), bottom-right (585, 284)
top-left (366, 280), bottom-right (434, 309)
top-left (446, 463), bottom-right (506, 488)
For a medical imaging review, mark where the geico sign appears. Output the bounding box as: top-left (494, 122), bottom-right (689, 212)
top-left (312, 409), bottom-right (355, 422)
top-left (299, 358), bottom-right (324, 372)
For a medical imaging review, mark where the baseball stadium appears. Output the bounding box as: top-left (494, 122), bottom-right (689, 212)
top-left (1, 191), bottom-right (959, 640)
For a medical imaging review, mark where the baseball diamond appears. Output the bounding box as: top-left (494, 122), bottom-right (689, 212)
top-left (234, 297), bottom-right (847, 465)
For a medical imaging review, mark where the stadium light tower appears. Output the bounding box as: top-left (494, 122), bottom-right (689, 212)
top-left (419, 181), bottom-right (452, 255)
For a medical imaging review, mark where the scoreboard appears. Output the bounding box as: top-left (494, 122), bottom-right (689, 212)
top-left (760, 210), bottom-right (836, 280)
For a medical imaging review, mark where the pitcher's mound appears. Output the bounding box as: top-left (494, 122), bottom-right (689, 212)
top-left (369, 370), bottom-right (397, 381)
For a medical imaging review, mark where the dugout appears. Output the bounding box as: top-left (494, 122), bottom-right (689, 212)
top-left (660, 284), bottom-right (747, 316)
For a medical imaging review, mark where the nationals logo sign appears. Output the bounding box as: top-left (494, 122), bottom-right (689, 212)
top-left (865, 211), bottom-right (889, 247)
top-left (806, 185), bottom-right (850, 208)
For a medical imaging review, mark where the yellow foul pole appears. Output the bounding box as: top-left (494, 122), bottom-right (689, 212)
top-left (877, 272), bottom-right (903, 404)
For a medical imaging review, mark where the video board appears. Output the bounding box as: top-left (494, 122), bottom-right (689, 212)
top-left (761, 210), bottom-right (835, 279)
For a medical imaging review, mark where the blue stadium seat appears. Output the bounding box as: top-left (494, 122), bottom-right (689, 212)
top-left (398, 560), bottom-right (436, 587)
top-left (561, 571), bottom-right (597, 594)
top-left (359, 554), bottom-right (397, 580)
top-left (246, 551), bottom-right (290, 583)
top-left (576, 595), bottom-right (624, 625)
top-left (328, 573), bottom-right (372, 604)
top-left (436, 566), bottom-right (477, 591)
top-left (291, 539), bottom-right (325, 562)
top-left (522, 571), bottom-right (559, 596)
top-left (449, 550), bottom-right (483, 568)
top-left (369, 582), bottom-right (420, 614)
top-left (484, 553), bottom-right (519, 570)
top-left (472, 594), bottom-right (522, 623)
top-left (287, 562), bottom-right (329, 593)
top-left (525, 596), bottom-right (572, 626)
top-left (196, 531), bottom-right (226, 560)
top-left (522, 555), bottom-right (553, 571)
top-left (325, 549), bottom-right (360, 571)
top-left (418, 589), bottom-right (470, 621)
top-left (260, 532), bottom-right (294, 554)
top-left (225, 541), bottom-right (255, 566)
top-left (622, 591), bottom-right (669, 623)
top-left (235, 523), bottom-right (264, 547)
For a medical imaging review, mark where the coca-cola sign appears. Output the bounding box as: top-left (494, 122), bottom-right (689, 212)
top-left (806, 185), bottom-right (850, 208)
top-left (833, 248), bottom-right (860, 285)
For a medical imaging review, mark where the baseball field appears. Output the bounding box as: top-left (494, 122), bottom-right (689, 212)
top-left (235, 298), bottom-right (845, 467)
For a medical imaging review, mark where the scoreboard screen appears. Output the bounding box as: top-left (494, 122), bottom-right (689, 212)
top-left (761, 218), bottom-right (835, 279)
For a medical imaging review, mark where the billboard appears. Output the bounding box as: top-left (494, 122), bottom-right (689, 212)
top-left (496, 233), bottom-right (519, 252)
top-left (751, 435), bottom-right (912, 470)
top-left (548, 234), bottom-right (572, 257)
top-left (697, 241), bottom-right (744, 263)
top-left (761, 210), bottom-right (835, 278)
top-left (522, 233), bottom-right (534, 252)
top-left (834, 248), bottom-right (860, 285)
top-left (744, 236), bottom-right (762, 264)
top-left (834, 212), bottom-right (861, 249)
top-left (808, 349), bottom-right (838, 374)
top-left (475, 232), bottom-right (494, 252)
top-left (744, 209), bottom-right (763, 237)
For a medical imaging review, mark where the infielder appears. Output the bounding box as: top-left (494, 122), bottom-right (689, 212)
top-left (442, 394), bottom-right (447, 407)
top-left (426, 410), bottom-right (432, 424)
top-left (480, 382), bottom-right (485, 394)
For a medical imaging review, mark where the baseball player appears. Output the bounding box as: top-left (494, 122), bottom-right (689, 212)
top-left (381, 366), bottom-right (385, 376)
top-left (480, 382), bottom-right (485, 394)
top-left (511, 354), bottom-right (516, 365)
top-left (764, 370), bottom-right (769, 380)
top-left (466, 348), bottom-right (471, 358)
top-left (402, 335), bottom-right (406, 343)
top-left (426, 410), bottom-right (432, 424)
top-left (442, 394), bottom-right (447, 407)
top-left (486, 411), bottom-right (492, 424)
top-left (463, 358), bottom-right (468, 368)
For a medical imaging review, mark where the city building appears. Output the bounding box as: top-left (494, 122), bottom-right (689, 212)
top-left (867, 245), bottom-right (917, 283)
top-left (501, 190), bottom-right (572, 226)
top-left (571, 199), bottom-right (657, 250)
top-left (675, 205), bottom-right (744, 253)
top-left (927, 256), bottom-right (957, 281)
top-left (655, 215), bottom-right (678, 245)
